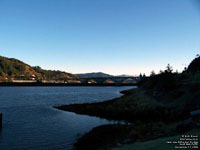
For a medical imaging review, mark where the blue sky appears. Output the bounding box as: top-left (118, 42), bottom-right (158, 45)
top-left (0, 0), bottom-right (200, 75)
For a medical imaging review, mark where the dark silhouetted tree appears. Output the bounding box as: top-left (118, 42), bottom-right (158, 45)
top-left (165, 64), bottom-right (173, 73)
top-left (150, 70), bottom-right (156, 77)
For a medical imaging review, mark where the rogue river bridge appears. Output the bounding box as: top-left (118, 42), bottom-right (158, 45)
top-left (78, 76), bottom-right (141, 85)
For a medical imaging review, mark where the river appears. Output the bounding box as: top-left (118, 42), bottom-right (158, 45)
top-left (0, 86), bottom-right (134, 150)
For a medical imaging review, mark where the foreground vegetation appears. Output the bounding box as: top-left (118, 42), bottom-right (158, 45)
top-left (113, 129), bottom-right (200, 150)
top-left (55, 55), bottom-right (200, 150)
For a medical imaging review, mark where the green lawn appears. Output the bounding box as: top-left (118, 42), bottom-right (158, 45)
top-left (112, 130), bottom-right (200, 150)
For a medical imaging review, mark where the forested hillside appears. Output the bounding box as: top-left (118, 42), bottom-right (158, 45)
top-left (76, 72), bottom-right (113, 78)
top-left (0, 56), bottom-right (78, 81)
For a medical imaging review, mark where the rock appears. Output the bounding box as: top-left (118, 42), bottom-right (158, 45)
top-left (190, 110), bottom-right (200, 121)
top-left (153, 91), bottom-right (158, 97)
top-left (196, 122), bottom-right (200, 129)
top-left (121, 139), bottom-right (133, 144)
top-left (151, 133), bottom-right (166, 140)
top-left (176, 119), bottom-right (194, 133)
top-left (117, 143), bottom-right (122, 147)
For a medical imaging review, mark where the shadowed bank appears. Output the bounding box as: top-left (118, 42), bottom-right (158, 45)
top-left (55, 56), bottom-right (200, 150)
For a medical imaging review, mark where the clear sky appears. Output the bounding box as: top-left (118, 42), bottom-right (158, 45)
top-left (0, 0), bottom-right (200, 75)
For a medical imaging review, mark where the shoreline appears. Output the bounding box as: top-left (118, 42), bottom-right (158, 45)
top-left (54, 87), bottom-right (188, 122)
top-left (0, 82), bottom-right (137, 87)
top-left (54, 88), bottom-right (138, 122)
top-left (53, 87), bottom-right (180, 150)
top-left (54, 85), bottom-right (200, 150)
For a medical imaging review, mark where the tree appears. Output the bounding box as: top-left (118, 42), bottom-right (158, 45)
top-left (150, 70), bottom-right (156, 77)
top-left (143, 73), bottom-right (146, 78)
top-left (165, 64), bottom-right (173, 73)
top-left (138, 73), bottom-right (143, 80)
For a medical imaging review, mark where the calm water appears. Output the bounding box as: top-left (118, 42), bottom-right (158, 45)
top-left (0, 86), bottom-right (134, 150)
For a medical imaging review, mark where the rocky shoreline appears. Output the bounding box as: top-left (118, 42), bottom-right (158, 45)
top-left (54, 55), bottom-right (200, 150)
top-left (54, 87), bottom-right (189, 123)
top-left (54, 84), bottom-right (200, 150)
top-left (54, 87), bottom-right (197, 150)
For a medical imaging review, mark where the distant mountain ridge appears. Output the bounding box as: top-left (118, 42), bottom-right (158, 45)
top-left (116, 74), bottom-right (134, 77)
top-left (76, 72), bottom-right (113, 78)
top-left (0, 56), bottom-right (78, 81)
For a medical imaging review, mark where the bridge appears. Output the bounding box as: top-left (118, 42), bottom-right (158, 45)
top-left (78, 76), bottom-right (141, 85)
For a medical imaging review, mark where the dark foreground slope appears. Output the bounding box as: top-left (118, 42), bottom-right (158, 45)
top-left (55, 56), bottom-right (200, 150)
top-left (55, 87), bottom-right (192, 123)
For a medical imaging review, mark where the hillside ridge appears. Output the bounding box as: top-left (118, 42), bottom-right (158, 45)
top-left (0, 56), bottom-right (78, 81)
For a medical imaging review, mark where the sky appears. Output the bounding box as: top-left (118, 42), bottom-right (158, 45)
top-left (0, 0), bottom-right (200, 75)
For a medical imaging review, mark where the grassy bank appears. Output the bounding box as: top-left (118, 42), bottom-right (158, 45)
top-left (112, 129), bottom-right (200, 150)
top-left (54, 84), bottom-right (200, 150)
top-left (54, 87), bottom-right (194, 150)
top-left (74, 121), bottom-right (178, 150)
top-left (54, 87), bottom-right (191, 123)
top-left (54, 56), bottom-right (200, 150)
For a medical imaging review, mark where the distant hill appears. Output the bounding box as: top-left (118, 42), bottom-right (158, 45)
top-left (76, 72), bottom-right (113, 78)
top-left (116, 74), bottom-right (134, 77)
top-left (0, 56), bottom-right (78, 81)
